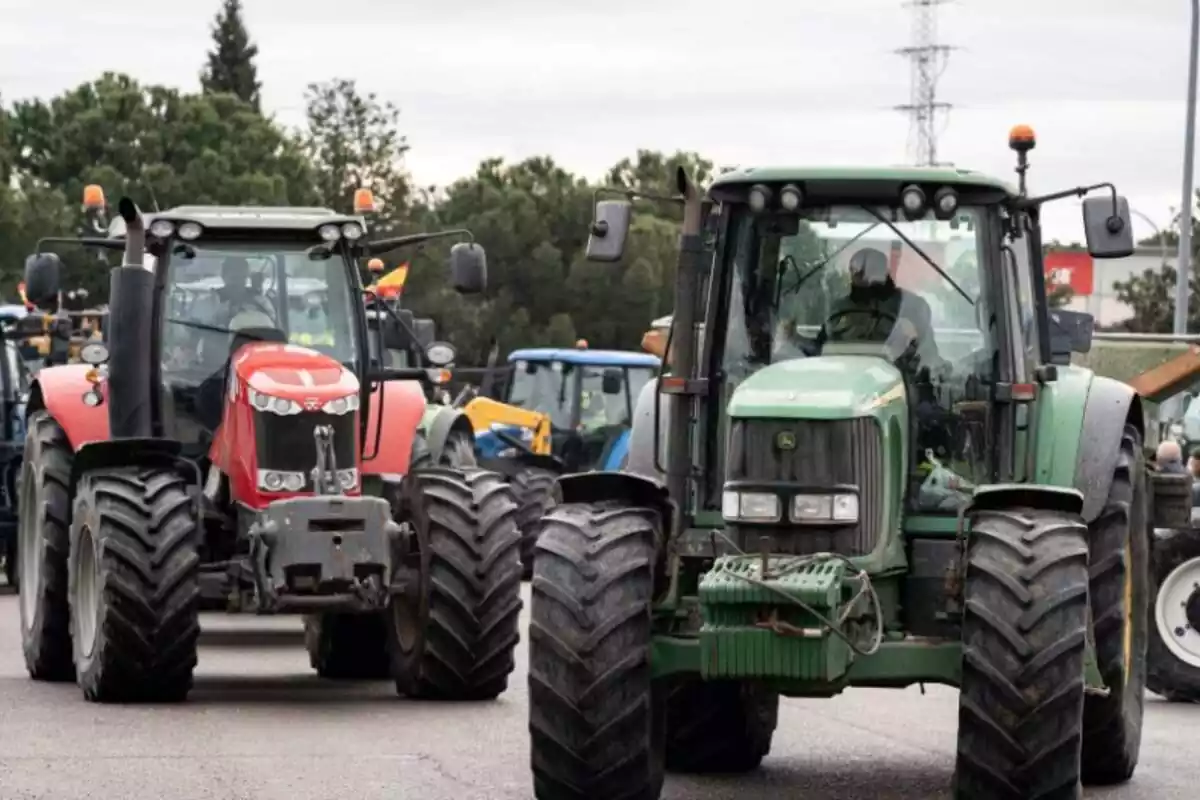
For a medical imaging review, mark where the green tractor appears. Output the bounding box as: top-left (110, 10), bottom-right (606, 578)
top-left (525, 127), bottom-right (1192, 799)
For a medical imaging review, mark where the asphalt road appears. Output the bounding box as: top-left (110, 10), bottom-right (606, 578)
top-left (0, 584), bottom-right (1196, 800)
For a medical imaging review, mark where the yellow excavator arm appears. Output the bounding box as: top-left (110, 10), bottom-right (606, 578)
top-left (462, 396), bottom-right (553, 456)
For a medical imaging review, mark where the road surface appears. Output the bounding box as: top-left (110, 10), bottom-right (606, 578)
top-left (0, 585), bottom-right (1196, 799)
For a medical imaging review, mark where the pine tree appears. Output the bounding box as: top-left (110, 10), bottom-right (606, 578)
top-left (200, 0), bottom-right (262, 111)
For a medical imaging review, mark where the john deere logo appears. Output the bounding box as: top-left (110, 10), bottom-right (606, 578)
top-left (775, 431), bottom-right (796, 451)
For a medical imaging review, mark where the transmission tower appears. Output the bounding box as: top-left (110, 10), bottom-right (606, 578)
top-left (894, 0), bottom-right (955, 166)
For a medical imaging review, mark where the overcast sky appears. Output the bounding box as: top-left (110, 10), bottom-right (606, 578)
top-left (0, 0), bottom-right (1194, 243)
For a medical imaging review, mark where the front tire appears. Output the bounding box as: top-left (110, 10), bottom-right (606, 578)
top-left (69, 468), bottom-right (201, 703)
top-left (510, 466), bottom-right (558, 580)
top-left (1080, 425), bottom-right (1149, 784)
top-left (664, 678), bottom-right (778, 773)
top-left (1147, 528), bottom-right (1200, 702)
top-left (955, 507), bottom-right (1091, 800)
top-left (528, 502), bottom-right (665, 800)
top-left (18, 411), bottom-right (75, 682)
top-left (390, 467), bottom-right (523, 700)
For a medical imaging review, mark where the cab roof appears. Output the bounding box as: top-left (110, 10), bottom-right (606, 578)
top-left (709, 166), bottom-right (1019, 197)
top-left (106, 205), bottom-right (367, 238)
top-left (507, 348), bottom-right (661, 368)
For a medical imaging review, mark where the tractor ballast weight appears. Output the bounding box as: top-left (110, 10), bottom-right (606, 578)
top-left (526, 131), bottom-right (1176, 799)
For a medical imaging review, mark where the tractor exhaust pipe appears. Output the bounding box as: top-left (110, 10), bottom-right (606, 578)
top-left (106, 198), bottom-right (155, 439)
top-left (665, 167), bottom-right (705, 506)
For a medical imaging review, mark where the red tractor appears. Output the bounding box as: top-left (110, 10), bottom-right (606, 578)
top-left (15, 190), bottom-right (523, 703)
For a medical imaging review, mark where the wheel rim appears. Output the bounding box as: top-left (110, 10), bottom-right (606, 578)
top-left (1154, 555), bottom-right (1200, 669)
top-left (73, 523), bottom-right (99, 658)
top-left (18, 460), bottom-right (41, 622)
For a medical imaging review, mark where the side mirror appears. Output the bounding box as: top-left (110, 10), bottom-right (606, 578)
top-left (585, 200), bottom-right (632, 263)
top-left (1081, 195), bottom-right (1134, 259)
top-left (23, 253), bottom-right (62, 306)
top-left (412, 318), bottom-right (436, 349)
top-left (601, 368), bottom-right (623, 395)
top-left (1047, 309), bottom-right (1095, 365)
top-left (450, 242), bottom-right (487, 294)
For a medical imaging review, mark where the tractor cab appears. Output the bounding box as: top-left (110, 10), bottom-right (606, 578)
top-left (501, 345), bottom-right (659, 472)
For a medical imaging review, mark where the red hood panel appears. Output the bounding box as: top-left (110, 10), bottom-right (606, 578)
top-left (236, 343), bottom-right (359, 399)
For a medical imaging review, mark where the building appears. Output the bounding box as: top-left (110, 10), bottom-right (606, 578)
top-left (1047, 245), bottom-right (1173, 326)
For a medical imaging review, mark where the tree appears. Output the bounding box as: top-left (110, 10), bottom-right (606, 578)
top-left (4, 73), bottom-right (316, 298)
top-left (200, 0), bottom-right (262, 111)
top-left (302, 79), bottom-right (411, 226)
top-left (1113, 189), bottom-right (1200, 332)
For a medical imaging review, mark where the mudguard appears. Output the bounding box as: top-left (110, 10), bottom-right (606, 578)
top-left (557, 470), bottom-right (675, 542)
top-left (420, 404), bottom-right (474, 464)
top-left (71, 438), bottom-right (193, 494)
top-left (361, 379), bottom-right (426, 478)
top-left (625, 378), bottom-right (668, 480)
top-left (1034, 367), bottom-right (1142, 524)
top-left (970, 483), bottom-right (1085, 516)
top-left (27, 365), bottom-right (109, 450)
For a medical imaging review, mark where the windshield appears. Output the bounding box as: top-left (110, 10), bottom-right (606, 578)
top-left (508, 360), bottom-right (576, 429)
top-left (723, 204), bottom-right (987, 377)
top-left (160, 241), bottom-right (360, 434)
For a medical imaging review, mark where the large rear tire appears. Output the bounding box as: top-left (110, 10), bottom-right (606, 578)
top-left (390, 467), bottom-right (523, 700)
top-left (303, 429), bottom-right (479, 682)
top-left (511, 466), bottom-right (558, 580)
top-left (528, 502), bottom-right (665, 800)
top-left (663, 678), bottom-right (778, 773)
top-left (4, 531), bottom-right (16, 589)
top-left (954, 506), bottom-right (1091, 800)
top-left (1147, 528), bottom-right (1200, 702)
top-left (18, 411), bottom-right (75, 682)
top-left (1080, 425), bottom-right (1149, 784)
top-left (69, 468), bottom-right (201, 703)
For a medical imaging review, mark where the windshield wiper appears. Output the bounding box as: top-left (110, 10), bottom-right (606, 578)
top-left (787, 222), bottom-right (881, 292)
top-left (858, 206), bottom-right (974, 306)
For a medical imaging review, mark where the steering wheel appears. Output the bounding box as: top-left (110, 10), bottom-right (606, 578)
top-left (824, 306), bottom-right (901, 341)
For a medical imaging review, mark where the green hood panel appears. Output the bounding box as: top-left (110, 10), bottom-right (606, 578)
top-left (727, 356), bottom-right (906, 420)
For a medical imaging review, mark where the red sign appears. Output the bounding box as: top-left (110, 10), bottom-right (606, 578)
top-left (1044, 251), bottom-right (1094, 296)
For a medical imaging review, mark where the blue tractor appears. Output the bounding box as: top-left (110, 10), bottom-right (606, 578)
top-left (473, 345), bottom-right (661, 575)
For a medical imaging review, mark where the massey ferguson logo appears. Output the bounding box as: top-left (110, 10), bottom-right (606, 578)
top-left (304, 398), bottom-right (320, 411)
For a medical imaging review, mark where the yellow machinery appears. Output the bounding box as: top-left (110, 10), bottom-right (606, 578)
top-left (460, 395), bottom-right (553, 456)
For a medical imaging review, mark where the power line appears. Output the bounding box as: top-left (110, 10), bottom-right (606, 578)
top-left (894, 0), bottom-right (956, 166)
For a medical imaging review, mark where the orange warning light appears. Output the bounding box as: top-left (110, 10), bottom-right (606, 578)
top-left (353, 188), bottom-right (376, 213)
top-left (575, 338), bottom-right (588, 349)
top-left (367, 257), bottom-right (385, 273)
top-left (1008, 124), bottom-right (1036, 151)
top-left (83, 184), bottom-right (106, 210)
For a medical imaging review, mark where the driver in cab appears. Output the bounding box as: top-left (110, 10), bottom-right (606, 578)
top-left (218, 256), bottom-right (276, 330)
top-left (815, 247), bottom-right (941, 368)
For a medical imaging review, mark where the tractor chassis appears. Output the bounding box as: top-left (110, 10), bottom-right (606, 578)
top-left (201, 495), bottom-right (404, 614)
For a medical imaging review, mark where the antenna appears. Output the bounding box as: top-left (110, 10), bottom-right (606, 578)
top-left (894, 0), bottom-right (956, 166)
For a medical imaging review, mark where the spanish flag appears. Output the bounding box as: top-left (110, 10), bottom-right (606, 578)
top-left (375, 263), bottom-right (409, 299)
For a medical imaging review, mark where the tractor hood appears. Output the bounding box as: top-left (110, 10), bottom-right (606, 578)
top-left (727, 355), bottom-right (905, 420)
top-left (235, 342), bottom-right (359, 401)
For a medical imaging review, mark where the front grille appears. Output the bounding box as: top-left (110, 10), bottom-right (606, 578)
top-left (254, 409), bottom-right (356, 489)
top-left (726, 418), bottom-right (884, 556)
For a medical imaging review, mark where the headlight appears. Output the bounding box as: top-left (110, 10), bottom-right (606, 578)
top-left (258, 469), bottom-right (305, 493)
top-left (149, 219), bottom-right (175, 238)
top-left (321, 393), bottom-right (360, 415)
top-left (337, 468), bottom-right (358, 490)
top-left (721, 490), bottom-right (781, 522)
top-left (318, 223), bottom-right (341, 241)
top-left (425, 341), bottom-right (456, 366)
top-left (792, 493), bottom-right (859, 523)
top-left (341, 222), bottom-right (363, 240)
top-left (178, 221), bottom-right (203, 240)
top-left (247, 386), bottom-right (303, 415)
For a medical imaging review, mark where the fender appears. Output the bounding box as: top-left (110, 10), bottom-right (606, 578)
top-left (557, 470), bottom-right (675, 543)
top-left (971, 483), bottom-right (1084, 516)
top-left (600, 429), bottom-right (631, 471)
top-left (420, 404), bottom-right (474, 465)
top-left (71, 438), bottom-right (192, 495)
top-left (27, 364), bottom-right (109, 450)
top-left (625, 378), bottom-right (668, 480)
top-left (1034, 366), bottom-right (1143, 523)
top-left (362, 379), bottom-right (426, 478)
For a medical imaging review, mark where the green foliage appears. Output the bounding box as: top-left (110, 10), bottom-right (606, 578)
top-left (200, 0), bottom-right (262, 111)
top-left (1112, 189), bottom-right (1200, 332)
